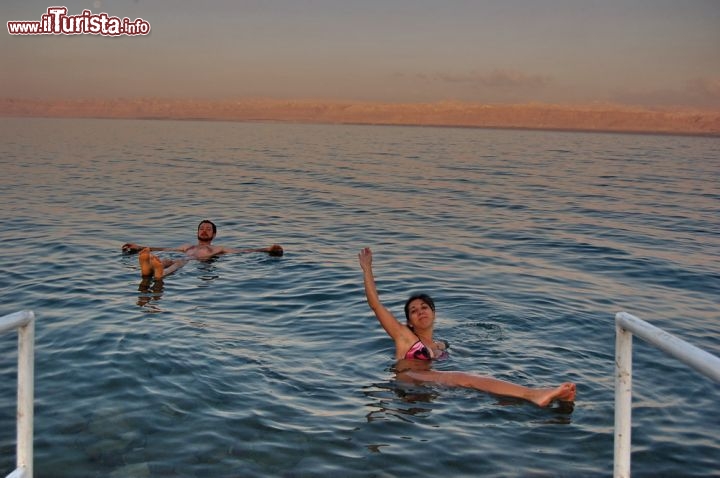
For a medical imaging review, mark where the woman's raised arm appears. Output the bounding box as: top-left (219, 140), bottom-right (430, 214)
top-left (359, 247), bottom-right (406, 341)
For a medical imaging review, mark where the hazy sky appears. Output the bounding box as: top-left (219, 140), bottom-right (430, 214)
top-left (3, 0), bottom-right (720, 108)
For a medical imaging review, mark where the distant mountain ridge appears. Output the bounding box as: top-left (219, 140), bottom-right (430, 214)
top-left (2, 97), bottom-right (718, 136)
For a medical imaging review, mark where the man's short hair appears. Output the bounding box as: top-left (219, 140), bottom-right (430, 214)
top-left (198, 219), bottom-right (217, 236)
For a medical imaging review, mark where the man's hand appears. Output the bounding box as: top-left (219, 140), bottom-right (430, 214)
top-left (267, 244), bottom-right (284, 257)
top-left (122, 243), bottom-right (143, 254)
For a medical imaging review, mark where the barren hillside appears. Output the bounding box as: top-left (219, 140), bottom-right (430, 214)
top-left (2, 98), bottom-right (718, 136)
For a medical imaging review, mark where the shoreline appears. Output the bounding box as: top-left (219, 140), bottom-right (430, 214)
top-left (2, 97), bottom-right (719, 137)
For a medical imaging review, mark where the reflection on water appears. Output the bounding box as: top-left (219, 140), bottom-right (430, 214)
top-left (137, 277), bottom-right (164, 309)
top-left (363, 382), bottom-right (438, 423)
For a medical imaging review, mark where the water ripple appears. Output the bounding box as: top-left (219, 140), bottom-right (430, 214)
top-left (0, 119), bottom-right (718, 477)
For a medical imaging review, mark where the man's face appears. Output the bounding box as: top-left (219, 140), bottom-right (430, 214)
top-left (197, 222), bottom-right (215, 241)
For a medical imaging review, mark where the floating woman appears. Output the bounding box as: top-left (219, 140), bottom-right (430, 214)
top-left (358, 247), bottom-right (576, 408)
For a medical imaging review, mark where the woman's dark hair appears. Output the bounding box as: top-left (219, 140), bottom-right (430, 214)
top-left (198, 219), bottom-right (217, 236)
top-left (404, 293), bottom-right (435, 321)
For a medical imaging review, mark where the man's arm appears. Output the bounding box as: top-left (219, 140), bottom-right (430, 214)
top-left (217, 244), bottom-right (284, 256)
top-left (121, 243), bottom-right (190, 254)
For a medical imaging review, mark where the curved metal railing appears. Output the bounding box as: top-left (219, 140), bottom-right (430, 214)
top-left (614, 311), bottom-right (720, 478)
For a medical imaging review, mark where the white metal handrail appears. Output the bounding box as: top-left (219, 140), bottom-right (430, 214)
top-left (614, 311), bottom-right (720, 478)
top-left (1, 310), bottom-right (35, 478)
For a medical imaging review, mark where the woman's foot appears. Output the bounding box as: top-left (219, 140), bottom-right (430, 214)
top-left (528, 383), bottom-right (576, 407)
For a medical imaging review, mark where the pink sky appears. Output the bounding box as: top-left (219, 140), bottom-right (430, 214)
top-left (2, 0), bottom-right (719, 109)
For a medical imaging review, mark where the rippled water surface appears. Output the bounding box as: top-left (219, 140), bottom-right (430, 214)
top-left (1, 118), bottom-right (718, 477)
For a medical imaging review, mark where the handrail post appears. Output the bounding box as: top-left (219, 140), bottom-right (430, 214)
top-left (1, 310), bottom-right (35, 478)
top-left (614, 319), bottom-right (632, 478)
top-left (17, 314), bottom-right (35, 478)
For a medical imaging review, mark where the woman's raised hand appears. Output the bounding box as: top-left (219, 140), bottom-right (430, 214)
top-left (358, 247), bottom-right (373, 271)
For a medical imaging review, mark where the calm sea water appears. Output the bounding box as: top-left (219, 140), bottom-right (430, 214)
top-left (0, 117), bottom-right (718, 477)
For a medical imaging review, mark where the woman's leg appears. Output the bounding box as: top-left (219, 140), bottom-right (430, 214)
top-left (400, 369), bottom-right (576, 407)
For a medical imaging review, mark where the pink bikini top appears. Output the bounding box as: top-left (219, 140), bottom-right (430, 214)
top-left (404, 340), bottom-right (448, 361)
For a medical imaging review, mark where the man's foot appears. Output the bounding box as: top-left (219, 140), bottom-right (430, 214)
top-left (528, 383), bottom-right (576, 407)
top-left (150, 254), bottom-right (165, 280)
top-left (139, 248), bottom-right (154, 277)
